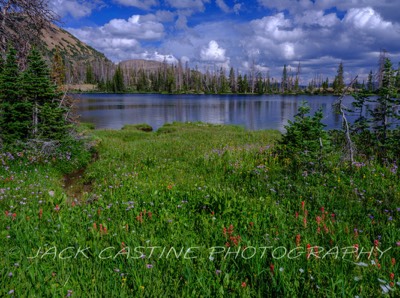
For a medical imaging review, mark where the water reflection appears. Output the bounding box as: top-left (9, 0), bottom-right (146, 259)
top-left (75, 94), bottom-right (356, 131)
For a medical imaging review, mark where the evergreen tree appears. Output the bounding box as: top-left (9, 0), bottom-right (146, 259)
top-left (21, 48), bottom-right (68, 140)
top-left (51, 49), bottom-right (66, 89)
top-left (85, 63), bottom-right (95, 84)
top-left (0, 47), bottom-right (31, 144)
top-left (333, 62), bottom-right (345, 94)
top-left (369, 58), bottom-right (399, 148)
top-left (112, 65), bottom-right (125, 93)
top-left (281, 64), bottom-right (288, 93)
top-left (366, 70), bottom-right (374, 92)
top-left (229, 67), bottom-right (236, 93)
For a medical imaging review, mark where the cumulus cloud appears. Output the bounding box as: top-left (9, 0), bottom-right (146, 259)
top-left (103, 15), bottom-right (164, 40)
top-left (343, 7), bottom-right (391, 30)
top-left (67, 14), bottom-right (166, 61)
top-left (50, 0), bottom-right (98, 18)
top-left (200, 40), bottom-right (227, 62)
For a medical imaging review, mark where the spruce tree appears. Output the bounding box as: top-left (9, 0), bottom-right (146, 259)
top-left (21, 48), bottom-right (68, 140)
top-left (0, 47), bottom-right (31, 144)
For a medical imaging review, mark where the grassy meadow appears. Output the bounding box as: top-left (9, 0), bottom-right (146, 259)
top-left (0, 122), bottom-right (399, 297)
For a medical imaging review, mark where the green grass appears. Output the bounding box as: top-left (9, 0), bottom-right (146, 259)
top-left (0, 122), bottom-right (399, 297)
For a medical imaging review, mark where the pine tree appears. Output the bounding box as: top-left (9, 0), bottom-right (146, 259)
top-left (21, 48), bottom-right (68, 140)
top-left (113, 65), bottom-right (125, 93)
top-left (0, 47), bottom-right (31, 144)
top-left (51, 49), bottom-right (66, 89)
top-left (369, 58), bottom-right (399, 148)
top-left (367, 70), bottom-right (374, 92)
top-left (333, 62), bottom-right (344, 94)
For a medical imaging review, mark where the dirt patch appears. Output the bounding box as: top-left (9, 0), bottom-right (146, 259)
top-left (63, 152), bottom-right (98, 203)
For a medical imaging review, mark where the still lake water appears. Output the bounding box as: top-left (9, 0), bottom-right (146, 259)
top-left (75, 93), bottom-right (354, 131)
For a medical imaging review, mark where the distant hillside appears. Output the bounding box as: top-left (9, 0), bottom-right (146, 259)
top-left (40, 23), bottom-right (114, 84)
top-left (119, 59), bottom-right (166, 72)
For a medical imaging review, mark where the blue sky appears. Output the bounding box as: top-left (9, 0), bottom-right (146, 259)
top-left (51, 0), bottom-right (400, 83)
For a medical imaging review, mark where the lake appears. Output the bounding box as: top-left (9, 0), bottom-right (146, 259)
top-left (74, 93), bottom-right (355, 131)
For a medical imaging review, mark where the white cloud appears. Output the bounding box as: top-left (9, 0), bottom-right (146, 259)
top-left (131, 51), bottom-right (178, 63)
top-left (343, 7), bottom-right (391, 30)
top-left (165, 0), bottom-right (211, 12)
top-left (114, 0), bottom-right (159, 10)
top-left (216, 0), bottom-right (230, 13)
top-left (67, 14), bottom-right (166, 61)
top-left (50, 0), bottom-right (97, 18)
top-left (103, 15), bottom-right (164, 40)
top-left (295, 10), bottom-right (339, 27)
top-left (200, 40), bottom-right (227, 62)
top-left (233, 3), bottom-right (242, 14)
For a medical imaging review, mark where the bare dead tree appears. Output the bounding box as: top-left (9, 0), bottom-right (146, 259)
top-left (0, 0), bottom-right (58, 64)
top-left (332, 76), bottom-right (359, 164)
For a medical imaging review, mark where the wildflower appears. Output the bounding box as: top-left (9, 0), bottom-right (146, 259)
top-left (270, 264), bottom-right (274, 273)
top-left (66, 290), bottom-right (73, 297)
top-left (295, 212), bottom-right (299, 219)
top-left (11, 213), bottom-right (16, 220)
top-left (306, 244), bottom-right (311, 259)
top-left (301, 201), bottom-right (305, 210)
top-left (374, 239), bottom-right (379, 247)
top-left (390, 273), bottom-right (395, 280)
top-left (54, 205), bottom-right (60, 212)
top-left (303, 217), bottom-right (307, 227)
top-left (354, 276), bottom-right (361, 281)
top-left (241, 282), bottom-right (247, 288)
top-left (39, 209), bottom-right (43, 219)
top-left (8, 290), bottom-right (14, 295)
top-left (216, 270), bottom-right (222, 275)
top-left (391, 258), bottom-right (396, 266)
top-left (93, 223), bottom-right (97, 230)
top-left (397, 241), bottom-right (400, 247)
top-left (49, 190), bottom-right (55, 197)
top-left (316, 216), bottom-right (322, 226)
top-left (299, 268), bottom-right (304, 273)
top-left (296, 234), bottom-right (301, 247)
top-left (8, 272), bottom-right (13, 277)
top-left (146, 264), bottom-right (153, 269)
top-left (320, 207), bottom-right (325, 213)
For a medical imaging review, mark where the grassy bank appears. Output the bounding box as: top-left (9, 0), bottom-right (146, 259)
top-left (0, 122), bottom-right (399, 297)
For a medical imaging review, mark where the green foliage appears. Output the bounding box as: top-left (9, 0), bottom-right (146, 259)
top-left (0, 123), bottom-right (398, 297)
top-left (277, 102), bottom-right (331, 171)
top-left (0, 47), bottom-right (71, 147)
top-left (333, 62), bottom-right (344, 94)
top-left (112, 65), bottom-right (124, 93)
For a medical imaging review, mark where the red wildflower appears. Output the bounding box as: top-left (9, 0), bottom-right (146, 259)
top-left (93, 222), bottom-right (97, 230)
top-left (390, 273), bottom-right (395, 280)
top-left (241, 282), bottom-right (247, 288)
top-left (296, 234), bottom-right (301, 247)
top-left (320, 207), bottom-right (325, 213)
top-left (391, 258), bottom-right (396, 266)
top-left (295, 212), bottom-right (299, 219)
top-left (39, 209), bottom-right (43, 219)
top-left (303, 217), bottom-right (307, 228)
top-left (374, 239), bottom-right (379, 247)
top-left (316, 216), bottom-right (322, 226)
top-left (306, 244), bottom-right (311, 259)
top-left (301, 201), bottom-right (305, 210)
top-left (270, 263), bottom-right (274, 273)
top-left (12, 213), bottom-right (16, 220)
